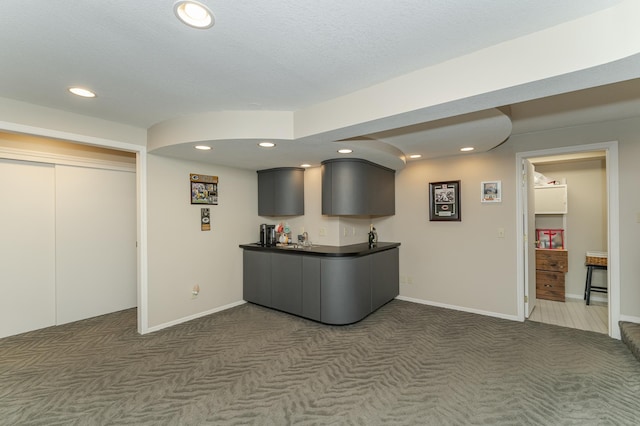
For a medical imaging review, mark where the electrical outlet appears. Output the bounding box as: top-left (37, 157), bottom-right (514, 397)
top-left (497, 227), bottom-right (505, 238)
top-left (343, 227), bottom-right (347, 237)
top-left (319, 227), bottom-right (327, 237)
top-left (191, 284), bottom-right (200, 298)
top-left (407, 276), bottom-right (414, 285)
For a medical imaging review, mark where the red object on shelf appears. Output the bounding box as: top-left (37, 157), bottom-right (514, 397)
top-left (536, 228), bottom-right (564, 249)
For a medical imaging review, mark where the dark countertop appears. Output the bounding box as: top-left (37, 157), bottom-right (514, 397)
top-left (239, 241), bottom-right (400, 257)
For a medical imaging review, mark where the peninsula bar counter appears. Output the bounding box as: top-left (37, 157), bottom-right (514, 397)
top-left (239, 242), bottom-right (400, 324)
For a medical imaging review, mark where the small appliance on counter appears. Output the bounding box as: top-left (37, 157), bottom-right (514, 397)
top-left (259, 224), bottom-right (276, 246)
top-left (368, 224), bottom-right (378, 248)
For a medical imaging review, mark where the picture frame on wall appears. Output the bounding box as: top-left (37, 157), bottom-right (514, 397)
top-left (429, 180), bottom-right (461, 221)
top-left (481, 180), bottom-right (502, 203)
top-left (190, 173), bottom-right (218, 205)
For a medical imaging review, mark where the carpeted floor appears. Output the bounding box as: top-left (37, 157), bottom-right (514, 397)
top-left (1, 300), bottom-right (640, 425)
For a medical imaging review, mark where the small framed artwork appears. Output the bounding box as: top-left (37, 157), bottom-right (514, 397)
top-left (429, 180), bottom-right (461, 221)
top-left (190, 173), bottom-right (218, 205)
top-left (481, 180), bottom-right (501, 203)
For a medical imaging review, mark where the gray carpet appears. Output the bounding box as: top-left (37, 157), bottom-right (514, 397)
top-left (1, 300), bottom-right (640, 425)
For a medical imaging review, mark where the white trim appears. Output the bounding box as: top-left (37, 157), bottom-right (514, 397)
top-left (619, 315), bottom-right (640, 324)
top-left (145, 300), bottom-right (247, 334)
top-left (0, 120), bottom-right (149, 335)
top-left (0, 146), bottom-right (135, 172)
top-left (515, 141), bottom-right (620, 339)
top-left (565, 293), bottom-right (608, 304)
top-left (396, 296), bottom-right (519, 322)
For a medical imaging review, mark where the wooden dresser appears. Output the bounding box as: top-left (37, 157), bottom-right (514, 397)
top-left (536, 249), bottom-right (568, 302)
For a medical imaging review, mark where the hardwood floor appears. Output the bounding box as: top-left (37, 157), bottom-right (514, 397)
top-left (528, 298), bottom-right (608, 334)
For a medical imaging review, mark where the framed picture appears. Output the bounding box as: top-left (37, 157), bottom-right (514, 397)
top-left (429, 180), bottom-right (461, 221)
top-left (190, 173), bottom-right (218, 205)
top-left (481, 180), bottom-right (502, 203)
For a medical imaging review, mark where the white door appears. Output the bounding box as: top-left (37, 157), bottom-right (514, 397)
top-left (0, 159), bottom-right (56, 338)
top-left (55, 165), bottom-right (137, 325)
top-left (524, 159), bottom-right (537, 317)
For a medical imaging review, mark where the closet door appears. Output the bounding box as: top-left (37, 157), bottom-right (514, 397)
top-left (0, 159), bottom-right (56, 338)
top-left (55, 165), bottom-right (136, 325)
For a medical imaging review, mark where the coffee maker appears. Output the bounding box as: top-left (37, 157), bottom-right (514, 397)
top-left (259, 224), bottom-right (276, 246)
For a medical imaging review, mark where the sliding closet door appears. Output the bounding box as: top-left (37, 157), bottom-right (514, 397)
top-left (55, 165), bottom-right (136, 325)
top-left (0, 159), bottom-right (56, 338)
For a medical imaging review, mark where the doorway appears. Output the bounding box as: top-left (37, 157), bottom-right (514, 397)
top-left (515, 141), bottom-right (620, 339)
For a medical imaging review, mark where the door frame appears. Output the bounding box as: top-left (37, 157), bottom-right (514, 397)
top-left (515, 141), bottom-right (619, 338)
top-left (0, 120), bottom-right (149, 335)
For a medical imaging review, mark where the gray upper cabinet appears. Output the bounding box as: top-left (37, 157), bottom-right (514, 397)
top-left (257, 167), bottom-right (305, 216)
top-left (321, 158), bottom-right (395, 216)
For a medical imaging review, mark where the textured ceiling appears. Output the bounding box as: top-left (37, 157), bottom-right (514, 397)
top-left (1, 0), bottom-right (637, 170)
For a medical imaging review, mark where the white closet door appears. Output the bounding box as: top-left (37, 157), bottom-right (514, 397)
top-left (55, 165), bottom-right (136, 325)
top-left (0, 159), bottom-right (56, 338)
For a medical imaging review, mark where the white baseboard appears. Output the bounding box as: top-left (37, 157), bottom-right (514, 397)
top-left (566, 292), bottom-right (608, 303)
top-left (144, 300), bottom-right (246, 334)
top-left (396, 296), bottom-right (520, 322)
top-left (619, 314), bottom-right (640, 324)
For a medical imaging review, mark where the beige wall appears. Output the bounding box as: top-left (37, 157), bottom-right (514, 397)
top-left (382, 149), bottom-right (518, 318)
top-left (146, 154), bottom-right (259, 328)
top-left (506, 117), bottom-right (640, 319)
top-left (535, 159), bottom-right (607, 298)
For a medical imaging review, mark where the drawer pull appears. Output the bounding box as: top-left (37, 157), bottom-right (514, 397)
top-left (544, 284), bottom-right (553, 288)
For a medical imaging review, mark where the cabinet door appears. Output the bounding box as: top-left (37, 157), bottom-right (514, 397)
top-left (243, 251), bottom-right (272, 306)
top-left (271, 253), bottom-right (302, 315)
top-left (534, 185), bottom-right (567, 214)
top-left (371, 248), bottom-right (399, 310)
top-left (535, 249), bottom-right (568, 272)
top-left (302, 257), bottom-right (321, 321)
top-left (321, 256), bottom-right (371, 324)
top-left (368, 164), bottom-right (395, 216)
top-left (274, 168), bottom-right (304, 216)
top-left (257, 170), bottom-right (275, 216)
top-left (536, 270), bottom-right (565, 301)
top-left (324, 160), bottom-right (368, 215)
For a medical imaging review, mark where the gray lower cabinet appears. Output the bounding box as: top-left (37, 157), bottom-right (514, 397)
top-left (242, 247), bottom-right (399, 324)
top-left (320, 256), bottom-right (371, 325)
top-left (243, 250), bottom-right (271, 306)
top-left (271, 253), bottom-right (302, 316)
top-left (301, 257), bottom-right (321, 321)
top-left (371, 249), bottom-right (400, 311)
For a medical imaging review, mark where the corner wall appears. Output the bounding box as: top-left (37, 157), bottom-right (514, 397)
top-left (146, 154), bottom-right (259, 328)
top-left (383, 116), bottom-right (640, 321)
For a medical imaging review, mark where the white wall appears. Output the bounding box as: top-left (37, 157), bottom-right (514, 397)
top-left (146, 154), bottom-right (259, 328)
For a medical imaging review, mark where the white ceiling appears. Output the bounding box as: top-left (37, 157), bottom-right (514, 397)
top-left (1, 0), bottom-right (638, 170)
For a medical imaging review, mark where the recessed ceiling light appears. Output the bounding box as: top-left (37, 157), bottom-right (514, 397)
top-left (174, 1), bottom-right (214, 29)
top-left (409, 154), bottom-right (422, 159)
top-left (301, 163), bottom-right (311, 168)
top-left (259, 142), bottom-right (275, 148)
top-left (194, 145), bottom-right (211, 150)
top-left (69, 87), bottom-right (96, 98)
top-left (338, 149), bottom-right (353, 154)
top-left (460, 147), bottom-right (475, 152)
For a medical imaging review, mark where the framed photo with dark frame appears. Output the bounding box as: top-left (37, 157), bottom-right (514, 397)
top-left (429, 180), bottom-right (461, 221)
top-left (190, 173), bottom-right (218, 205)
